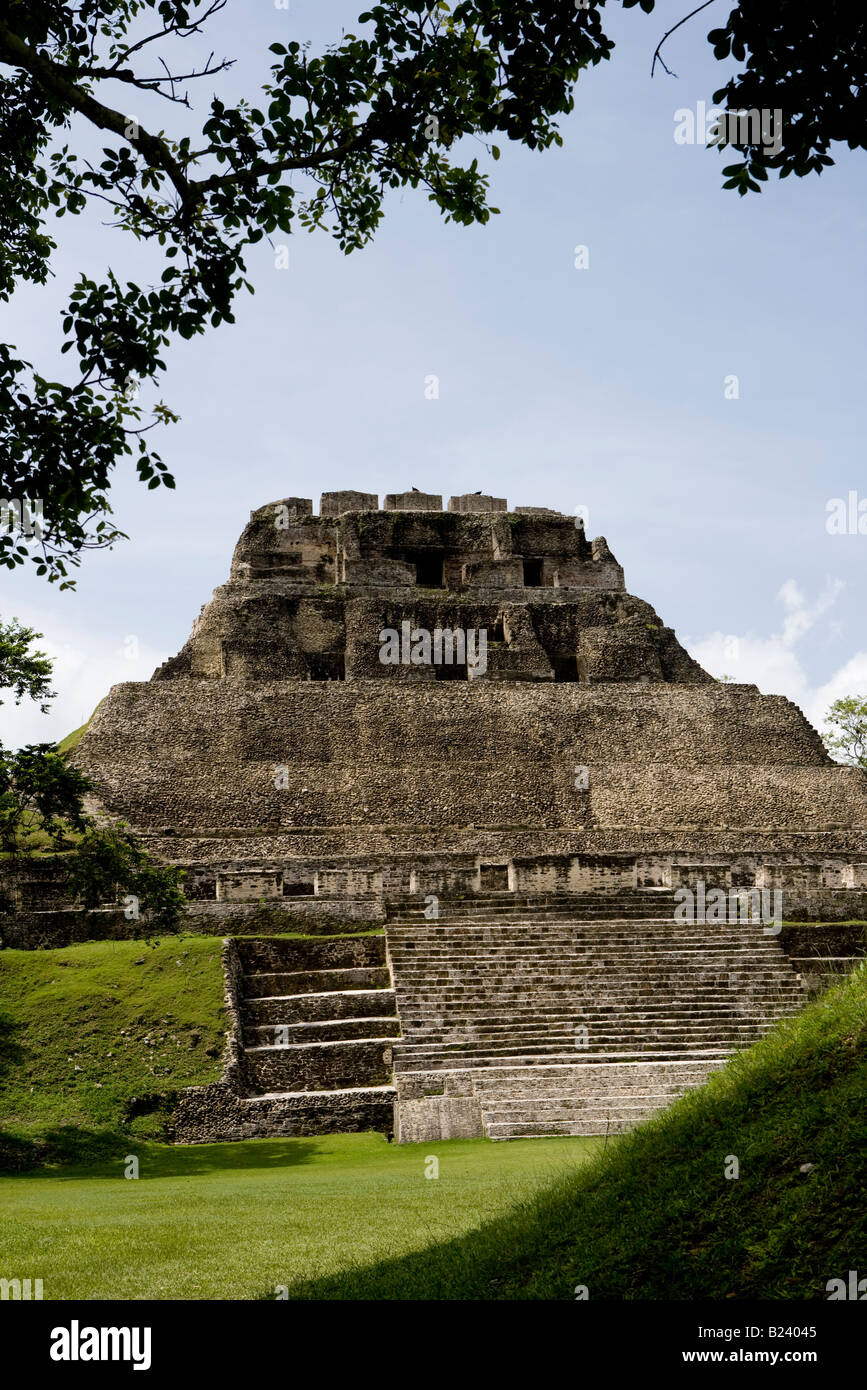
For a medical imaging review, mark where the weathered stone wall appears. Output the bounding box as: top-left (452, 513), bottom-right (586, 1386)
top-left (780, 922), bottom-right (867, 955)
top-left (170, 1083), bottom-right (394, 1143)
top-left (66, 493), bottom-right (867, 925)
top-left (157, 588), bottom-right (677, 683)
top-left (170, 932), bottom-right (396, 1143)
top-left (5, 868), bottom-right (866, 947)
top-left (74, 681), bottom-right (863, 845)
top-left (0, 907), bottom-right (129, 950)
top-left (153, 498), bottom-right (679, 683)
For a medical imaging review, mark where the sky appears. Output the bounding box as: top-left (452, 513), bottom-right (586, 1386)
top-left (1, 0), bottom-right (865, 748)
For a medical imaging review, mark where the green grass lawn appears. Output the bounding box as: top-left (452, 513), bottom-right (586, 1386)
top-left (0, 936), bottom-right (226, 1166)
top-left (0, 1132), bottom-right (602, 1300)
top-left (1, 935), bottom-right (864, 1301)
top-left (288, 965), bottom-right (867, 1301)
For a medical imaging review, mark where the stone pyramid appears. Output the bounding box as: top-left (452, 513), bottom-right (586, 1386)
top-left (75, 489), bottom-right (867, 912)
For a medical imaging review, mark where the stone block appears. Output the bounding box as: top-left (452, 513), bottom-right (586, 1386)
top-left (217, 871), bottom-right (282, 901)
top-left (514, 506), bottom-right (565, 517)
top-left (460, 558), bottom-right (524, 588)
top-left (342, 557), bottom-right (415, 586)
top-left (447, 493), bottom-right (508, 513)
top-left (253, 497), bottom-right (312, 521)
top-left (395, 1095), bottom-right (484, 1143)
top-left (320, 490), bottom-right (378, 516)
top-left (383, 492), bottom-right (443, 511)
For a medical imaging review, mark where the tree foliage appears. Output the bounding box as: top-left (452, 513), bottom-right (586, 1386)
top-left (1, 1), bottom-right (865, 580)
top-left (0, 617), bottom-right (55, 711)
top-left (0, 618), bottom-right (185, 930)
top-left (0, 742), bottom-right (90, 853)
top-left (823, 695), bottom-right (867, 770)
top-left (66, 819), bottom-right (187, 933)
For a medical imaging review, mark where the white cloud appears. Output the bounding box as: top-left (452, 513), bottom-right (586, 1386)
top-left (777, 577), bottom-right (844, 648)
top-left (809, 653), bottom-right (867, 731)
top-left (0, 615), bottom-right (168, 749)
top-left (687, 577), bottom-right (867, 739)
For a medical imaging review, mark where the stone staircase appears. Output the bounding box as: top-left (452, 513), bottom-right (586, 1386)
top-left (232, 934), bottom-right (399, 1132)
top-left (386, 890), bottom-right (809, 1139)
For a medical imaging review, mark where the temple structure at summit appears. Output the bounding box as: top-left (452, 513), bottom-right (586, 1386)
top-left (72, 489), bottom-right (867, 1142)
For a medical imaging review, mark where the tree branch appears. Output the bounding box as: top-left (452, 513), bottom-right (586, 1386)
top-left (0, 21), bottom-right (200, 212)
top-left (196, 128), bottom-right (371, 192)
top-left (66, 54), bottom-right (235, 98)
top-left (97, 0), bottom-right (228, 72)
top-left (651, 0), bottom-right (719, 79)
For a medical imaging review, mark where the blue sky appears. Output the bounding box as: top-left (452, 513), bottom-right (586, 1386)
top-left (1, 0), bottom-right (865, 746)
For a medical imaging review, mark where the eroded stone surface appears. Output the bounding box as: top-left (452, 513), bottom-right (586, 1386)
top-left (62, 491), bottom-right (867, 1140)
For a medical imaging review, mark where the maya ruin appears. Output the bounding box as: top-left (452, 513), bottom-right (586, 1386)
top-left (67, 490), bottom-right (867, 1145)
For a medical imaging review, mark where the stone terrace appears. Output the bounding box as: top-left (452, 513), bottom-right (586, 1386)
top-left (386, 891), bottom-right (807, 1139)
top-left (70, 489), bottom-right (867, 1144)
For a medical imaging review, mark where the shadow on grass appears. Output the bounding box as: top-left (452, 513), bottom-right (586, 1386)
top-left (0, 1127), bottom-right (345, 1180)
top-left (254, 1190), bottom-right (553, 1301)
top-left (120, 1137), bottom-right (330, 1179)
top-left (0, 1125), bottom-right (131, 1175)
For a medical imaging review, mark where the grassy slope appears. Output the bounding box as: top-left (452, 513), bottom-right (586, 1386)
top-left (287, 965), bottom-right (867, 1300)
top-left (0, 1133), bottom-right (601, 1300)
top-left (0, 937), bottom-right (226, 1166)
top-left (56, 704), bottom-right (101, 754)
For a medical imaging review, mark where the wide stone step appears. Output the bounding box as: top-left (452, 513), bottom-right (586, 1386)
top-left (401, 1023), bottom-right (778, 1043)
top-left (387, 946), bottom-right (789, 959)
top-left (391, 894), bottom-right (678, 906)
top-left (469, 1059), bottom-right (724, 1092)
top-left (229, 1086), bottom-right (395, 1139)
top-left (390, 922), bottom-right (681, 932)
top-left (387, 933), bottom-right (787, 944)
top-left (391, 956), bottom-right (800, 967)
top-left (396, 973), bottom-right (790, 985)
top-left (400, 1017), bottom-right (796, 1035)
top-left (244, 988), bottom-right (398, 1025)
top-left (389, 912), bottom-right (680, 924)
top-left (389, 893), bottom-right (674, 906)
top-left (390, 900), bottom-right (676, 909)
top-left (388, 943), bottom-right (781, 950)
top-left (400, 1002), bottom-right (796, 1019)
top-left (236, 935), bottom-right (385, 972)
top-left (244, 965), bottom-right (391, 996)
top-left (486, 1117), bottom-right (648, 1138)
top-left (242, 1037), bottom-right (394, 1094)
top-left (484, 1093), bottom-right (694, 1113)
top-left (388, 950), bottom-right (797, 962)
top-left (390, 936), bottom-right (788, 945)
top-left (392, 1045), bottom-right (734, 1070)
top-left (393, 984), bottom-right (801, 1001)
top-left (387, 936), bottom-right (786, 949)
top-left (401, 1002), bottom-right (790, 1019)
top-left (243, 1016), bottom-right (402, 1046)
top-left (402, 1004), bottom-right (796, 1022)
top-left (390, 966), bottom-right (799, 980)
top-left (401, 1022), bottom-right (793, 1042)
top-left (395, 1029), bottom-right (765, 1052)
